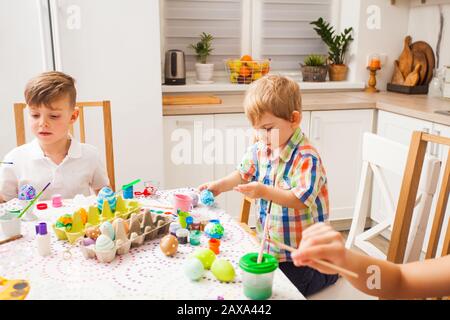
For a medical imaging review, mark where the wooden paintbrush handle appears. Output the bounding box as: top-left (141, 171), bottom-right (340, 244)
top-left (0, 234), bottom-right (23, 245)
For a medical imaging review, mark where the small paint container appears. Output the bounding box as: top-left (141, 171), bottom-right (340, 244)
top-left (169, 222), bottom-right (181, 237)
top-left (189, 230), bottom-right (201, 246)
top-left (51, 194), bottom-right (63, 208)
top-left (123, 186), bottom-right (133, 199)
top-left (239, 253), bottom-right (278, 300)
top-left (208, 238), bottom-right (220, 254)
top-left (191, 222), bottom-right (201, 231)
top-left (0, 215), bottom-right (21, 238)
top-left (175, 228), bottom-right (189, 244)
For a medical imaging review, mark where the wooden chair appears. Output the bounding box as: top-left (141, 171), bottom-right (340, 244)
top-left (13, 101), bottom-right (116, 191)
top-left (346, 133), bottom-right (441, 262)
top-left (388, 131), bottom-right (450, 264)
top-left (239, 196), bottom-right (257, 237)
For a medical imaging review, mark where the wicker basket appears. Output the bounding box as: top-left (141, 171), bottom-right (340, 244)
top-left (225, 59), bottom-right (271, 84)
top-left (300, 65), bottom-right (328, 82)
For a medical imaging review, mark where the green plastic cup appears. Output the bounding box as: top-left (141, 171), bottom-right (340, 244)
top-left (239, 252), bottom-right (278, 300)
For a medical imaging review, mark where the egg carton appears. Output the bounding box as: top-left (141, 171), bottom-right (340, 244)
top-left (78, 209), bottom-right (172, 263)
top-left (52, 196), bottom-right (141, 244)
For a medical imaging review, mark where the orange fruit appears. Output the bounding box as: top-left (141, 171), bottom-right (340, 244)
top-left (240, 55), bottom-right (253, 62)
top-left (239, 66), bottom-right (251, 77)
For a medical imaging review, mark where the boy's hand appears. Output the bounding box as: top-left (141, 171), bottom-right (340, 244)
top-left (198, 181), bottom-right (222, 197)
top-left (292, 223), bottom-right (347, 275)
top-left (234, 182), bottom-right (267, 199)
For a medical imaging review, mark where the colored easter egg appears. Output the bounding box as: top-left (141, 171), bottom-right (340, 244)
top-left (211, 259), bottom-right (235, 282)
top-left (200, 190), bottom-right (215, 206)
top-left (85, 226), bottom-right (101, 240)
top-left (18, 184), bottom-right (36, 201)
top-left (95, 234), bottom-right (115, 252)
top-left (204, 219), bottom-right (224, 239)
top-left (99, 221), bottom-right (115, 240)
top-left (191, 248), bottom-right (216, 270)
top-left (184, 257), bottom-right (205, 281)
top-left (97, 187), bottom-right (117, 211)
top-left (82, 237), bottom-right (96, 246)
top-left (187, 192), bottom-right (199, 207)
top-left (160, 235), bottom-right (178, 256)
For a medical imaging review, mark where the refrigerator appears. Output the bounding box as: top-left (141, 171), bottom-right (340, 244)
top-left (0, 0), bottom-right (164, 188)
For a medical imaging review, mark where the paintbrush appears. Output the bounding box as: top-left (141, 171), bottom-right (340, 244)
top-left (266, 237), bottom-right (359, 279)
top-left (18, 182), bottom-right (51, 218)
top-left (0, 162), bottom-right (13, 164)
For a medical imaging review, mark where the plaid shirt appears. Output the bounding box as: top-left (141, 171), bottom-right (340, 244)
top-left (238, 127), bottom-right (329, 262)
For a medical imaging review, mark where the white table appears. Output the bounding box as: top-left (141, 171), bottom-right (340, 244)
top-left (0, 189), bottom-right (305, 300)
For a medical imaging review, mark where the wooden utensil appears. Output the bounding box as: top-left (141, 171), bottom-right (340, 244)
top-left (0, 234), bottom-right (23, 245)
top-left (411, 41), bottom-right (435, 85)
top-left (163, 95), bottom-right (222, 105)
top-left (404, 64), bottom-right (421, 86)
top-left (398, 36), bottom-right (413, 79)
top-left (391, 60), bottom-right (405, 85)
top-left (265, 238), bottom-right (359, 279)
top-left (412, 49), bottom-right (427, 85)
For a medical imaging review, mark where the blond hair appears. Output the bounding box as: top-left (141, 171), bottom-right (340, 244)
top-left (25, 71), bottom-right (76, 109)
top-left (243, 75), bottom-right (301, 125)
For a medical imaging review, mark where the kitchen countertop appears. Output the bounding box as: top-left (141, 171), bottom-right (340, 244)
top-left (162, 91), bottom-right (450, 126)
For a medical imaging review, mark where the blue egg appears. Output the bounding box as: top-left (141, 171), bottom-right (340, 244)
top-left (18, 184), bottom-right (36, 201)
top-left (97, 187), bottom-right (117, 211)
top-left (99, 221), bottom-right (115, 240)
top-left (200, 190), bottom-right (215, 206)
top-left (184, 257), bottom-right (205, 281)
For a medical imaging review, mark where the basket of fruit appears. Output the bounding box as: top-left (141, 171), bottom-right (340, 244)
top-left (225, 55), bottom-right (270, 84)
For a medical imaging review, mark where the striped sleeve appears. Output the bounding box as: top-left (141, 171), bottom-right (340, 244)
top-left (290, 155), bottom-right (325, 208)
top-left (237, 144), bottom-right (258, 182)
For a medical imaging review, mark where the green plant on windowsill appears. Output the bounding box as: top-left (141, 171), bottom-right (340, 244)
top-left (304, 54), bottom-right (327, 67)
top-left (300, 54), bottom-right (327, 82)
top-left (189, 32), bottom-right (214, 64)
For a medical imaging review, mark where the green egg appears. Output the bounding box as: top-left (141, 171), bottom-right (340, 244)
top-left (211, 259), bottom-right (235, 282)
top-left (191, 248), bottom-right (216, 270)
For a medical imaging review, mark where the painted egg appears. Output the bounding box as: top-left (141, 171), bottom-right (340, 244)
top-left (184, 257), bottom-right (205, 281)
top-left (85, 226), bottom-right (101, 240)
top-left (56, 214), bottom-right (73, 230)
top-left (191, 248), bottom-right (216, 270)
top-left (82, 237), bottom-right (96, 246)
top-left (200, 190), bottom-right (215, 206)
top-left (204, 219), bottom-right (224, 239)
top-left (160, 235), bottom-right (178, 256)
top-left (100, 221), bottom-right (115, 240)
top-left (187, 192), bottom-right (199, 207)
top-left (18, 184), bottom-right (36, 201)
top-left (95, 234), bottom-right (115, 251)
top-left (97, 187), bottom-right (117, 211)
top-left (211, 259), bottom-right (235, 282)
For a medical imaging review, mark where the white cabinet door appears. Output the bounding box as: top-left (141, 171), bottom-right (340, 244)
top-left (309, 110), bottom-right (375, 221)
top-left (213, 112), bottom-right (311, 224)
top-left (163, 115), bottom-right (215, 189)
top-left (374, 111), bottom-right (434, 223)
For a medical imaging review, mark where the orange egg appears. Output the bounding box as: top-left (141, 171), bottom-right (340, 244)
top-left (160, 235), bottom-right (178, 256)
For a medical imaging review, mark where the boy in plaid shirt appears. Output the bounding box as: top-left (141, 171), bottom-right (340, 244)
top-left (199, 75), bottom-right (338, 296)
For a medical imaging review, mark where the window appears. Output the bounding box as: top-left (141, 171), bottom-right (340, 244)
top-left (161, 0), bottom-right (333, 75)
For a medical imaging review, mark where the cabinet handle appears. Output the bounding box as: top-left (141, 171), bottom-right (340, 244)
top-left (312, 118), bottom-right (320, 140)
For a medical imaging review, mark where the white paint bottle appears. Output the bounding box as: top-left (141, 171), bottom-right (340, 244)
top-left (35, 222), bottom-right (51, 256)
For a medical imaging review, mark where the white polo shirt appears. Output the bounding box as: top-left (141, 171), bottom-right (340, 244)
top-left (0, 138), bottom-right (110, 201)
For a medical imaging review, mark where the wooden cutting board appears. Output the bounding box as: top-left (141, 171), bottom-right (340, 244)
top-left (410, 41), bottom-right (435, 85)
top-left (412, 49), bottom-right (428, 85)
top-left (391, 60), bottom-right (404, 85)
top-left (163, 95), bottom-right (222, 105)
top-left (398, 36), bottom-right (413, 79)
top-left (404, 64), bottom-right (421, 86)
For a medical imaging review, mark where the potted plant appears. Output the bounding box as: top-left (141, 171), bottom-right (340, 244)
top-left (189, 32), bottom-right (215, 83)
top-left (300, 54), bottom-right (327, 82)
top-left (310, 17), bottom-right (354, 81)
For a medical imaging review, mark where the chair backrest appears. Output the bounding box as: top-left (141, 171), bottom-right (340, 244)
top-left (388, 131), bottom-right (450, 264)
top-left (346, 133), bottom-right (441, 262)
top-left (13, 101), bottom-right (115, 191)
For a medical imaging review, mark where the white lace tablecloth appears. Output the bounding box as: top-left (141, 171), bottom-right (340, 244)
top-left (0, 189), bottom-right (304, 300)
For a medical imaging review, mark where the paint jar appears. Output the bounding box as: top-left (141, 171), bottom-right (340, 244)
top-left (239, 252), bottom-right (278, 300)
top-left (208, 238), bottom-right (220, 254)
top-left (173, 194), bottom-right (193, 215)
top-left (51, 194), bottom-right (63, 208)
top-left (0, 215), bottom-right (21, 238)
top-left (123, 185), bottom-right (133, 199)
top-left (176, 228), bottom-right (189, 244)
top-left (189, 230), bottom-right (201, 246)
top-left (169, 222), bottom-right (181, 237)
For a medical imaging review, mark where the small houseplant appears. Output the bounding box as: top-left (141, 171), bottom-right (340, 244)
top-left (300, 54), bottom-right (327, 82)
top-left (189, 32), bottom-right (215, 83)
top-left (310, 17), bottom-right (354, 81)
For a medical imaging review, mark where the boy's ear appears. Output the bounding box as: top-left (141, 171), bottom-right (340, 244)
top-left (291, 111), bottom-right (302, 127)
top-left (70, 107), bottom-right (80, 123)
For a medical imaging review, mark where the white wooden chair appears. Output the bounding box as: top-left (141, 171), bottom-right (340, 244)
top-left (346, 132), bottom-right (441, 262)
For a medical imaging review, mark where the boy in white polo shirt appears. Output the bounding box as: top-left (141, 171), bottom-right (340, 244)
top-left (0, 71), bottom-right (109, 202)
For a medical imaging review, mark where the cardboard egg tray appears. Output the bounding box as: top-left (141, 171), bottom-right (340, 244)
top-left (79, 209), bottom-right (172, 263)
top-left (52, 195), bottom-right (141, 244)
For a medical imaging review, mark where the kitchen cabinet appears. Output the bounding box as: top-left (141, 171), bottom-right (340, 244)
top-left (309, 109), bottom-right (375, 222)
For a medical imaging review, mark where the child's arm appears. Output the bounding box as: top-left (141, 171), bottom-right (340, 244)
top-left (199, 170), bottom-right (246, 197)
top-left (234, 182), bottom-right (307, 210)
top-left (292, 223), bottom-right (450, 299)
